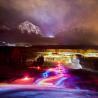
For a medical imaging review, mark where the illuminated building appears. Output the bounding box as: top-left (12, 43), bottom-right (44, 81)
top-left (33, 48), bottom-right (98, 69)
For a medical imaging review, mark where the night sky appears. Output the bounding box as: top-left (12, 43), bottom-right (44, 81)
top-left (0, 0), bottom-right (98, 45)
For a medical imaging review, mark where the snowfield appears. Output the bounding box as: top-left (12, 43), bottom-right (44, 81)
top-left (0, 84), bottom-right (98, 98)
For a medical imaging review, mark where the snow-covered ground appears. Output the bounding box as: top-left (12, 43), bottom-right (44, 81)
top-left (0, 84), bottom-right (98, 98)
top-left (0, 62), bottom-right (98, 98)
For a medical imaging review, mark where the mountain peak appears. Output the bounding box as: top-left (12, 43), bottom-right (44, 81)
top-left (18, 21), bottom-right (41, 35)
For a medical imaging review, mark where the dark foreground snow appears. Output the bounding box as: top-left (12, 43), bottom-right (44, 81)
top-left (0, 85), bottom-right (98, 98)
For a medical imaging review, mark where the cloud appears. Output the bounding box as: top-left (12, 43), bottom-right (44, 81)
top-left (0, 0), bottom-right (98, 45)
top-left (0, 0), bottom-right (98, 28)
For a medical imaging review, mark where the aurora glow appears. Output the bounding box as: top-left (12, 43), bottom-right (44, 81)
top-left (0, 0), bottom-right (98, 44)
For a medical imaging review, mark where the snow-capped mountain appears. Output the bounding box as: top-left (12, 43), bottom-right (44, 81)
top-left (18, 21), bottom-right (41, 35)
top-left (0, 21), bottom-right (57, 46)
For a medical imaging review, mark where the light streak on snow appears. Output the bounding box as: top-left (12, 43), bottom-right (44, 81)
top-left (35, 62), bottom-right (70, 87)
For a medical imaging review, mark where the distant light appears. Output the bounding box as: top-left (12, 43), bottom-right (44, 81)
top-left (48, 35), bottom-right (55, 38)
top-left (84, 53), bottom-right (98, 57)
top-left (37, 66), bottom-right (41, 70)
top-left (22, 76), bottom-right (30, 81)
top-left (7, 43), bottom-right (16, 46)
top-left (48, 52), bottom-right (52, 55)
top-left (32, 66), bottom-right (41, 70)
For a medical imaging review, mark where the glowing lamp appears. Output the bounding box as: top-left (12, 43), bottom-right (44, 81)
top-left (37, 66), bottom-right (41, 70)
top-left (22, 76), bottom-right (30, 81)
top-left (48, 35), bottom-right (55, 38)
